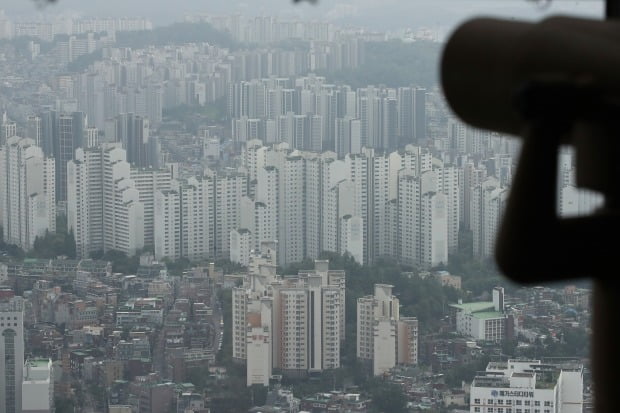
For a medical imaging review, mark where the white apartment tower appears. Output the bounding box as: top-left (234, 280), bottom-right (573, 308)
top-left (471, 177), bottom-right (508, 259)
top-left (357, 284), bottom-right (418, 376)
top-left (154, 189), bottom-right (180, 260)
top-left (243, 141), bottom-right (453, 267)
top-left (282, 155), bottom-right (305, 264)
top-left (154, 177), bottom-right (211, 261)
top-left (0, 137), bottom-right (56, 250)
top-left (67, 145), bottom-right (144, 257)
top-left (26, 116), bottom-right (42, 147)
top-left (419, 190), bottom-right (448, 268)
top-left (340, 215), bottom-right (364, 265)
top-left (130, 167), bottom-right (172, 248)
top-left (233, 260), bottom-right (345, 382)
top-left (256, 165), bottom-right (280, 252)
top-left (246, 298), bottom-right (274, 386)
top-left (230, 229), bottom-right (252, 267)
top-left (0, 296), bottom-right (24, 413)
top-left (208, 169), bottom-right (247, 259)
top-left (398, 169), bottom-right (448, 268)
top-left (1, 113), bottom-right (16, 145)
top-left (437, 164), bottom-right (460, 254)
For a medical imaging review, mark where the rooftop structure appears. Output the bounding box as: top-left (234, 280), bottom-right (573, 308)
top-left (470, 359), bottom-right (583, 413)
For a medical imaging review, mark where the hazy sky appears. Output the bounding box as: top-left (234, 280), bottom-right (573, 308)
top-left (2, 0), bottom-right (603, 34)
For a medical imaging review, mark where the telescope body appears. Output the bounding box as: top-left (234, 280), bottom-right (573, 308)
top-left (442, 16), bottom-right (620, 194)
top-left (441, 16), bottom-right (620, 136)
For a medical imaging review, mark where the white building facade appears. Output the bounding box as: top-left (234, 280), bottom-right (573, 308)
top-left (470, 359), bottom-right (583, 413)
top-left (233, 259), bottom-right (345, 383)
top-left (357, 284), bottom-right (418, 376)
top-left (0, 137), bottom-right (56, 250)
top-left (67, 145), bottom-right (144, 257)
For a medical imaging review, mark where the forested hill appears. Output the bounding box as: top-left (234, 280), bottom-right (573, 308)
top-left (318, 40), bottom-right (441, 89)
top-left (115, 22), bottom-right (238, 49)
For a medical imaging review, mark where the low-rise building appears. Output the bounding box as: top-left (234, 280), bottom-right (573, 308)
top-left (22, 358), bottom-right (53, 413)
top-left (469, 359), bottom-right (583, 413)
top-left (450, 287), bottom-right (508, 342)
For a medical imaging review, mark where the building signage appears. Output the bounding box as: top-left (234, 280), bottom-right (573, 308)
top-left (491, 390), bottom-right (535, 398)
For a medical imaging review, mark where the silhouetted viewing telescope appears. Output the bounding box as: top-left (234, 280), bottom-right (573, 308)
top-left (441, 6), bottom-right (620, 413)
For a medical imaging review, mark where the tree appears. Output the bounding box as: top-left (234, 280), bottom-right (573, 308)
top-left (30, 229), bottom-right (76, 259)
top-left (444, 357), bottom-right (490, 388)
top-left (91, 250), bottom-right (140, 274)
top-left (163, 257), bottom-right (192, 276)
top-left (368, 379), bottom-right (408, 413)
top-left (116, 22), bottom-right (237, 49)
top-left (54, 397), bottom-right (75, 413)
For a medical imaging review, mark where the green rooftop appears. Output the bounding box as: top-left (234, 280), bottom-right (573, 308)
top-left (26, 359), bottom-right (50, 368)
top-left (449, 301), bottom-right (495, 313)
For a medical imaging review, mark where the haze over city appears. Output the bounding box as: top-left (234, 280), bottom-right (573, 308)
top-left (2, 0), bottom-right (603, 35)
top-left (0, 1), bottom-right (597, 412)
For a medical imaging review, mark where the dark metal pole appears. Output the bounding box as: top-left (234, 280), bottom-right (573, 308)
top-left (594, 4), bottom-right (620, 413)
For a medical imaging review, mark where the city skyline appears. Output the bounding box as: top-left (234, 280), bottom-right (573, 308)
top-left (0, 1), bottom-right (603, 37)
top-left (0, 3), bottom-right (594, 413)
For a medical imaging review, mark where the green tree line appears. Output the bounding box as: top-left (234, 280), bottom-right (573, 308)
top-left (116, 22), bottom-right (238, 50)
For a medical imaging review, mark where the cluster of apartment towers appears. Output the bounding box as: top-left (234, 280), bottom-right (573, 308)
top-left (1, 126), bottom-right (460, 270)
top-left (233, 246), bottom-right (418, 386)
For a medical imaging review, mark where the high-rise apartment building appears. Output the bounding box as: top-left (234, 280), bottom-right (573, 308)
top-left (0, 296), bottom-right (24, 413)
top-left (398, 87), bottom-right (426, 145)
top-left (471, 177), bottom-right (508, 259)
top-left (1, 112), bottom-right (16, 146)
top-left (25, 116), bottom-right (42, 147)
top-left (357, 284), bottom-right (418, 376)
top-left (109, 113), bottom-right (158, 168)
top-left (154, 177), bottom-right (211, 261)
top-left (233, 259), bottom-right (345, 383)
top-left (242, 141), bottom-right (455, 268)
top-left (131, 167), bottom-right (172, 248)
top-left (67, 145), bottom-right (144, 257)
top-left (0, 137), bottom-right (56, 250)
top-left (209, 169), bottom-right (247, 259)
top-left (41, 110), bottom-right (86, 202)
top-left (398, 169), bottom-right (448, 269)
